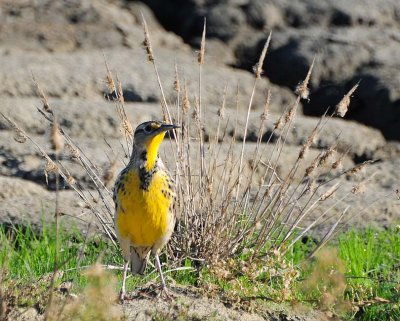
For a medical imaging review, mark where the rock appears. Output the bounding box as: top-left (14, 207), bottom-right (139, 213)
top-left (0, 0), bottom-right (184, 53)
top-left (244, 0), bottom-right (284, 29)
top-left (236, 26), bottom-right (400, 139)
top-left (272, 0), bottom-right (400, 28)
top-left (144, 0), bottom-right (400, 139)
top-left (0, 176), bottom-right (97, 233)
top-left (207, 5), bottom-right (246, 42)
top-left (0, 46), bottom-right (295, 113)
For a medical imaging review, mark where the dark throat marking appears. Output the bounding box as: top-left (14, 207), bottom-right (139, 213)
top-left (139, 153), bottom-right (158, 191)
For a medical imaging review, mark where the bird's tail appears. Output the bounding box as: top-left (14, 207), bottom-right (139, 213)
top-left (130, 247), bottom-right (151, 275)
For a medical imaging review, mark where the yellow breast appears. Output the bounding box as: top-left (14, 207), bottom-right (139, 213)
top-left (115, 168), bottom-right (173, 247)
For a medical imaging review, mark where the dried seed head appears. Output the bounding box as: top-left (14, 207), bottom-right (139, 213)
top-left (44, 159), bottom-right (58, 185)
top-left (284, 97), bottom-right (299, 124)
top-left (117, 78), bottom-right (124, 103)
top-left (319, 146), bottom-right (336, 166)
top-left (348, 161), bottom-right (370, 176)
top-left (254, 32), bottom-right (272, 79)
top-left (274, 114), bottom-right (284, 130)
top-left (260, 90), bottom-right (271, 121)
top-left (299, 127), bottom-right (318, 159)
top-left (13, 127), bottom-right (27, 143)
top-left (32, 74), bottom-right (52, 114)
top-left (45, 159), bottom-right (58, 173)
top-left (50, 120), bottom-right (64, 153)
top-left (332, 158), bottom-right (343, 171)
top-left (305, 155), bottom-right (321, 177)
top-left (103, 160), bottom-right (117, 188)
top-left (182, 81), bottom-right (190, 114)
top-left (295, 56), bottom-right (315, 100)
top-left (217, 104), bottom-right (225, 119)
top-left (66, 143), bottom-right (80, 159)
top-left (206, 176), bottom-right (213, 194)
top-left (304, 179), bottom-right (317, 195)
top-left (335, 83), bottom-right (359, 117)
top-left (218, 85), bottom-right (227, 119)
top-left (174, 64), bottom-right (181, 93)
top-left (159, 100), bottom-right (169, 123)
top-left (295, 83), bottom-right (310, 100)
top-left (351, 181), bottom-right (366, 195)
top-left (105, 70), bottom-right (116, 94)
top-left (198, 19), bottom-right (206, 65)
top-left (104, 57), bottom-right (116, 95)
top-left (192, 97), bottom-right (200, 123)
top-left (141, 14), bottom-right (154, 62)
top-left (320, 183), bottom-right (339, 201)
top-left (122, 119), bottom-right (133, 139)
top-left (67, 174), bottom-right (76, 186)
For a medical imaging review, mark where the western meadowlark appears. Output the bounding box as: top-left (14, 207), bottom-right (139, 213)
top-left (113, 120), bottom-right (178, 301)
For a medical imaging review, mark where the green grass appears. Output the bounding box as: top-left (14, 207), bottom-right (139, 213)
top-left (0, 224), bottom-right (113, 286)
top-left (338, 227), bottom-right (400, 321)
top-left (1, 223), bottom-right (399, 320)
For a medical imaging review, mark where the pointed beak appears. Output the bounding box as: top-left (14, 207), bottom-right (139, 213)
top-left (158, 123), bottom-right (180, 132)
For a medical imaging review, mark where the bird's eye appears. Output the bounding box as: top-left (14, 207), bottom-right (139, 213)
top-left (144, 125), bottom-right (152, 133)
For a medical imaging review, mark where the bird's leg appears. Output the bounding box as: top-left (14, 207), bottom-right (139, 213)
top-left (154, 253), bottom-right (173, 299)
top-left (119, 260), bottom-right (129, 303)
top-left (154, 253), bottom-right (167, 289)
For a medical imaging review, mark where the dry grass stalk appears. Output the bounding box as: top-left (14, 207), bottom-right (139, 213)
top-left (298, 123), bottom-right (319, 160)
top-left (141, 13), bottom-right (154, 62)
top-left (66, 143), bottom-right (80, 159)
top-left (346, 160), bottom-right (373, 176)
top-left (198, 18), bottom-right (206, 65)
top-left (320, 182), bottom-right (339, 201)
top-left (319, 146), bottom-right (336, 166)
top-left (295, 56), bottom-right (315, 100)
top-left (116, 77), bottom-right (124, 104)
top-left (51, 120), bottom-right (64, 153)
top-left (104, 59), bottom-right (116, 94)
top-left (182, 80), bottom-right (190, 113)
top-left (274, 113), bottom-right (284, 130)
top-left (351, 172), bottom-right (376, 195)
top-left (254, 32), bottom-right (272, 79)
top-left (335, 82), bottom-right (359, 117)
top-left (284, 97), bottom-right (300, 124)
top-left (236, 34), bottom-right (272, 202)
top-left (103, 160), bottom-right (117, 188)
top-left (351, 181), bottom-right (366, 195)
top-left (44, 159), bottom-right (58, 185)
top-left (174, 63), bottom-right (181, 93)
top-left (9, 122), bottom-right (27, 144)
top-left (260, 90), bottom-right (271, 121)
top-left (140, 14), bottom-right (172, 124)
top-left (32, 74), bottom-right (52, 114)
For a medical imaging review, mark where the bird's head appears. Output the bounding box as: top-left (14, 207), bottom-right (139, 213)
top-left (133, 121), bottom-right (179, 169)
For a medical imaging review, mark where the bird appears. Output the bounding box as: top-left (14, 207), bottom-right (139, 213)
top-left (113, 120), bottom-right (179, 301)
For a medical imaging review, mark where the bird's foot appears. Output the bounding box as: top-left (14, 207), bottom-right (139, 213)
top-left (157, 285), bottom-right (175, 301)
top-left (119, 290), bottom-right (128, 304)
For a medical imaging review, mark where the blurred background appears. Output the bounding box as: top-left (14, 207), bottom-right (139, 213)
top-left (0, 0), bottom-right (399, 232)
